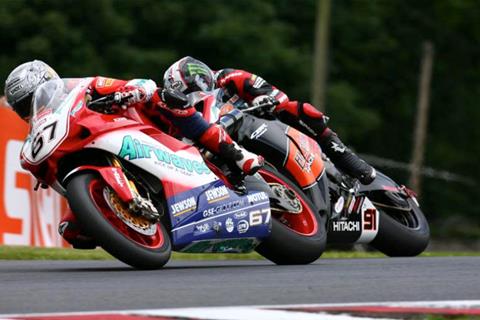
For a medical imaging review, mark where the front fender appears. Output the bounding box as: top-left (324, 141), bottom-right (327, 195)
top-left (357, 170), bottom-right (411, 210)
top-left (63, 165), bottom-right (134, 203)
top-left (358, 170), bottom-right (400, 193)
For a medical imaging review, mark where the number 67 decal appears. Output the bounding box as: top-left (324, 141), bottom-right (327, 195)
top-left (249, 208), bottom-right (271, 227)
top-left (31, 121), bottom-right (58, 159)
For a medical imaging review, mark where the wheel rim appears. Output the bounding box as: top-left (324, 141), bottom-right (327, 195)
top-left (374, 198), bottom-right (421, 229)
top-left (387, 205), bottom-right (421, 230)
top-left (88, 179), bottom-right (164, 249)
top-left (259, 169), bottom-right (318, 236)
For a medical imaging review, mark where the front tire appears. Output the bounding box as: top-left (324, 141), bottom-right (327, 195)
top-left (66, 173), bottom-right (171, 269)
top-left (371, 198), bottom-right (430, 256)
top-left (255, 166), bottom-right (327, 264)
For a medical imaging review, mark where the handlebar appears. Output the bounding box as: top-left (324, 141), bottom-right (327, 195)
top-left (88, 92), bottom-right (133, 109)
top-left (239, 99), bottom-right (280, 113)
top-left (218, 99), bottom-right (280, 135)
top-left (88, 94), bottom-right (117, 107)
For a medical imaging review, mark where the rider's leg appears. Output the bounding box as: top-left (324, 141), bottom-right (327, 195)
top-left (277, 101), bottom-right (376, 184)
top-left (167, 111), bottom-right (263, 175)
top-left (199, 124), bottom-right (264, 175)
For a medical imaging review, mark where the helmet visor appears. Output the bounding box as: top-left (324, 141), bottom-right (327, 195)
top-left (183, 62), bottom-right (214, 93)
top-left (13, 92), bottom-right (33, 119)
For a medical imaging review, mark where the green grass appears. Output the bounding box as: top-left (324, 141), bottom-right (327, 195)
top-left (1, 245), bottom-right (479, 261)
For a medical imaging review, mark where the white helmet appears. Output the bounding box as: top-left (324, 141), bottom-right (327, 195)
top-left (4, 60), bottom-right (59, 119)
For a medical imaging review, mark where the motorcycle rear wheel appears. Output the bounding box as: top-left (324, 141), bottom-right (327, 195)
top-left (66, 172), bottom-right (171, 269)
top-left (255, 166), bottom-right (327, 264)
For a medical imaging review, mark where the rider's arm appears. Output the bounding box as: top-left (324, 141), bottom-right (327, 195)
top-left (91, 77), bottom-right (127, 95)
top-left (91, 77), bottom-right (157, 105)
top-left (215, 69), bottom-right (289, 107)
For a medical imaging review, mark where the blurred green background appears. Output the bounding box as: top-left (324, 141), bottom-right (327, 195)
top-left (1, 0), bottom-right (479, 245)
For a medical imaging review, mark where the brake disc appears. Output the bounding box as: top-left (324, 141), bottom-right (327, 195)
top-left (103, 188), bottom-right (157, 236)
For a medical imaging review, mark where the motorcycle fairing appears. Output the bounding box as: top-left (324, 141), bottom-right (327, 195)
top-left (327, 196), bottom-right (380, 244)
top-left (181, 238), bottom-right (260, 253)
top-left (237, 114), bottom-right (324, 189)
top-left (167, 181), bottom-right (271, 251)
top-left (284, 127), bottom-right (324, 188)
top-left (236, 114), bottom-right (330, 216)
top-left (22, 78), bottom-right (93, 165)
top-left (358, 170), bottom-right (401, 193)
top-left (357, 170), bottom-right (414, 210)
top-left (84, 129), bottom-right (218, 196)
top-left (188, 89), bottom-right (232, 123)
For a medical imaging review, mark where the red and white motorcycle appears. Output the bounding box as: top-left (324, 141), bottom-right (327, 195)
top-left (20, 78), bottom-right (327, 269)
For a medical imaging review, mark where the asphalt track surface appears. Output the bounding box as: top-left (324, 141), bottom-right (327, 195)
top-left (0, 257), bottom-right (479, 315)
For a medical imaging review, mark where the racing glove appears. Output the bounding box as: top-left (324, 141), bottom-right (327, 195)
top-left (251, 95), bottom-right (278, 114)
top-left (114, 86), bottom-right (148, 108)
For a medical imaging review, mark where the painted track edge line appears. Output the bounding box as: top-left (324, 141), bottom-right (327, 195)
top-left (1, 300), bottom-right (480, 319)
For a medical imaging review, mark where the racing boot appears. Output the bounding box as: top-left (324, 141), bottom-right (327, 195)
top-left (58, 211), bottom-right (97, 249)
top-left (199, 124), bottom-right (264, 175)
top-left (318, 129), bottom-right (376, 185)
top-left (278, 102), bottom-right (375, 185)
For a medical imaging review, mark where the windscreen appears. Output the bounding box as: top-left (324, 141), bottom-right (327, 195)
top-left (31, 78), bottom-right (84, 121)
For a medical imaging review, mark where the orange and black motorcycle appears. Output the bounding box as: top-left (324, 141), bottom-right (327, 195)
top-left (191, 89), bottom-right (430, 262)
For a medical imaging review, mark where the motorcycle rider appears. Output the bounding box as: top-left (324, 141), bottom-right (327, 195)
top-left (4, 60), bottom-right (264, 248)
top-left (164, 56), bottom-right (376, 185)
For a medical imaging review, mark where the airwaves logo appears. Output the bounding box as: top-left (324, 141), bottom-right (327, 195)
top-left (118, 135), bottom-right (211, 175)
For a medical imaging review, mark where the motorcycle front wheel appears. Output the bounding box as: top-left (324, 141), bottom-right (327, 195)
top-left (370, 198), bottom-right (430, 256)
top-left (66, 172), bottom-right (171, 269)
top-left (255, 166), bottom-right (327, 264)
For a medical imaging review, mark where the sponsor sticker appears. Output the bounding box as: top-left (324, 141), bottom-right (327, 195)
top-left (332, 220), bottom-right (360, 232)
top-left (247, 192), bottom-right (268, 204)
top-left (237, 220), bottom-right (249, 234)
top-left (334, 196), bottom-right (345, 214)
top-left (213, 221), bottom-right (222, 232)
top-left (294, 151), bottom-right (315, 173)
top-left (202, 200), bottom-right (242, 218)
top-left (225, 218), bottom-right (234, 233)
top-left (171, 197), bottom-right (197, 216)
top-left (118, 135), bottom-right (211, 175)
top-left (234, 211), bottom-right (248, 219)
top-left (205, 185), bottom-right (230, 203)
top-left (96, 77), bottom-right (106, 87)
top-left (250, 123), bottom-right (268, 140)
top-left (195, 223), bottom-right (210, 233)
top-left (104, 78), bottom-right (114, 86)
top-left (112, 168), bottom-right (125, 188)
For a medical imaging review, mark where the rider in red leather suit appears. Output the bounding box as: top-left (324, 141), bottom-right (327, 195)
top-left (4, 60), bottom-right (263, 248)
top-left (164, 56), bottom-right (376, 185)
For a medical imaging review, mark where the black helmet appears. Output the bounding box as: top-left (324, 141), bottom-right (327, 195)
top-left (163, 56), bottom-right (215, 94)
top-left (4, 60), bottom-right (59, 119)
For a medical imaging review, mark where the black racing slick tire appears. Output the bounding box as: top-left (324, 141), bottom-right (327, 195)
top-left (255, 166), bottom-right (327, 264)
top-left (370, 198), bottom-right (430, 257)
top-left (66, 173), bottom-right (171, 269)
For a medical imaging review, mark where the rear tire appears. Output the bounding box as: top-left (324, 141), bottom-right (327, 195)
top-left (370, 199), bottom-right (430, 256)
top-left (256, 166), bottom-right (327, 264)
top-left (66, 173), bottom-right (171, 269)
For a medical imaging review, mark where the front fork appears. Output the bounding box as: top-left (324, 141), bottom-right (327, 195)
top-left (109, 157), bottom-right (160, 222)
top-left (63, 156), bottom-right (160, 222)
